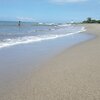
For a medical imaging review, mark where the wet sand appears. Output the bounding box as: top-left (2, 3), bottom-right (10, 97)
top-left (0, 24), bottom-right (100, 100)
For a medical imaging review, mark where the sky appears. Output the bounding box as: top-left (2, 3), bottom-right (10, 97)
top-left (0, 0), bottom-right (100, 22)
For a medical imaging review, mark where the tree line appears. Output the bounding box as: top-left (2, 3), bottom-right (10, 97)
top-left (82, 17), bottom-right (100, 23)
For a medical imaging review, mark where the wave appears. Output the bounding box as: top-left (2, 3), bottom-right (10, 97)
top-left (0, 26), bottom-right (86, 49)
top-left (57, 24), bottom-right (71, 27)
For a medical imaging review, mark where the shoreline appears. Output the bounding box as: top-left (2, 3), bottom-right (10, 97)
top-left (0, 25), bottom-right (85, 49)
top-left (1, 24), bottom-right (100, 100)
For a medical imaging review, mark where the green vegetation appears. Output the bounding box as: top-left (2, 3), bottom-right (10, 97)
top-left (82, 17), bottom-right (100, 23)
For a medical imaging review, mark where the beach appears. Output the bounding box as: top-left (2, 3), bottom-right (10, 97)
top-left (0, 24), bottom-right (100, 100)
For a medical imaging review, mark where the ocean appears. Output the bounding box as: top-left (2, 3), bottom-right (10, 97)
top-left (0, 21), bottom-right (85, 48)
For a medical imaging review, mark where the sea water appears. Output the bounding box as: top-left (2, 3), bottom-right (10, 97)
top-left (0, 21), bottom-right (94, 75)
top-left (0, 21), bottom-right (85, 48)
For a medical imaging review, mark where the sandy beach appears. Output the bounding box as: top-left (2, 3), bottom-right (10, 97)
top-left (1, 24), bottom-right (100, 100)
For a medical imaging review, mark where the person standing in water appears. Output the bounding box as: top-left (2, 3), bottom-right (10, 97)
top-left (18, 21), bottom-right (21, 26)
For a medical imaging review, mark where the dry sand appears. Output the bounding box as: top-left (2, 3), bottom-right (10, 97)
top-left (1, 24), bottom-right (100, 100)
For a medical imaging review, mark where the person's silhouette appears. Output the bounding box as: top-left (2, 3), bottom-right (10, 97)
top-left (18, 21), bottom-right (21, 26)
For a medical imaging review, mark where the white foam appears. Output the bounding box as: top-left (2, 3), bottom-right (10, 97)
top-left (58, 24), bottom-right (71, 27)
top-left (0, 26), bottom-right (86, 49)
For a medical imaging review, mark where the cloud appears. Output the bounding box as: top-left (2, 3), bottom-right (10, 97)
top-left (16, 17), bottom-right (34, 21)
top-left (51, 0), bottom-right (87, 3)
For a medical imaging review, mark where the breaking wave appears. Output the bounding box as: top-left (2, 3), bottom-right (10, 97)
top-left (0, 26), bottom-right (86, 49)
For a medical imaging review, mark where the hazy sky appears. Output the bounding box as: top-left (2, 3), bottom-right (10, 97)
top-left (0, 0), bottom-right (100, 22)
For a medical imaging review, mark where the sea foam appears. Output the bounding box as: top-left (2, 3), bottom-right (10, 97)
top-left (0, 26), bottom-right (86, 49)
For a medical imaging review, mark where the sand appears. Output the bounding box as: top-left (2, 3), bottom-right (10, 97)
top-left (1, 24), bottom-right (100, 100)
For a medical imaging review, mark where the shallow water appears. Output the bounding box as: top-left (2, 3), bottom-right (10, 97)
top-left (0, 21), bottom-right (85, 48)
top-left (0, 32), bottom-right (94, 82)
